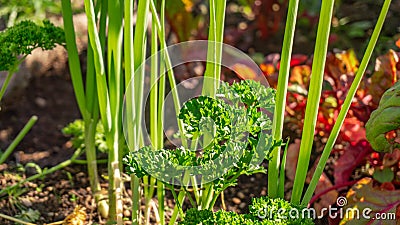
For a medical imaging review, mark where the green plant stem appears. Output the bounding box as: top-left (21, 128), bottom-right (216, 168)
top-left (0, 148), bottom-right (82, 196)
top-left (85, 119), bottom-right (108, 218)
top-left (190, 176), bottom-right (200, 205)
top-left (213, 0), bottom-right (226, 85)
top-left (0, 116), bottom-right (37, 164)
top-left (202, 0), bottom-right (226, 96)
top-left (143, 176), bottom-right (156, 225)
top-left (132, 0), bottom-right (150, 148)
top-left (149, 0), bottom-right (187, 147)
top-left (0, 212), bottom-right (36, 225)
top-left (156, 1), bottom-right (166, 224)
top-left (268, 0), bottom-right (299, 198)
top-left (301, 0), bottom-right (392, 206)
top-left (201, 184), bottom-right (215, 210)
top-left (83, 0), bottom-right (110, 132)
top-left (0, 71), bottom-right (13, 102)
top-left (278, 139), bottom-right (289, 198)
top-left (157, 180), bottom-right (165, 225)
top-left (183, 187), bottom-right (197, 208)
top-left (131, 175), bottom-right (141, 225)
top-left (142, 11), bottom-right (160, 225)
top-left (131, 0), bottom-right (150, 224)
top-left (72, 159), bottom-right (108, 164)
top-left (60, 0), bottom-right (88, 120)
top-left (157, 0), bottom-right (167, 153)
top-left (107, 0), bottom-right (124, 223)
top-left (168, 192), bottom-right (185, 225)
top-left (168, 173), bottom-right (192, 225)
top-left (291, 0), bottom-right (335, 205)
top-left (62, 0), bottom-right (107, 218)
top-left (167, 184), bottom-right (185, 223)
top-left (123, 0), bottom-right (138, 223)
top-left (209, 171), bottom-right (243, 209)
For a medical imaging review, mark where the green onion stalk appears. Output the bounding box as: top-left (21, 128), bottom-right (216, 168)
top-left (266, 0), bottom-right (392, 207)
top-left (61, 0), bottom-right (109, 218)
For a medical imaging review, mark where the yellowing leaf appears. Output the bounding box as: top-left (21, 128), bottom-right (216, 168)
top-left (290, 65), bottom-right (311, 86)
top-left (340, 178), bottom-right (400, 225)
top-left (368, 50), bottom-right (400, 106)
top-left (335, 49), bottom-right (359, 75)
top-left (232, 63), bottom-right (270, 86)
top-left (62, 206), bottom-right (87, 225)
top-left (325, 49), bottom-right (360, 80)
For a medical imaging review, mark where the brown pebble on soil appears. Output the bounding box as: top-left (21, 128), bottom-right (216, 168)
top-left (237, 191), bottom-right (245, 199)
top-left (239, 202), bottom-right (247, 209)
top-left (0, 164), bottom-right (7, 171)
top-left (35, 97), bottom-right (47, 108)
top-left (124, 209), bottom-right (131, 217)
top-left (20, 198), bottom-right (32, 207)
top-left (232, 197), bottom-right (241, 204)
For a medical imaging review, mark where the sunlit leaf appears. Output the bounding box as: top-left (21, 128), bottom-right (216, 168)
top-left (340, 178), bottom-right (400, 225)
top-left (366, 81), bottom-right (400, 152)
top-left (368, 50), bottom-right (399, 106)
top-left (325, 49), bottom-right (359, 89)
top-left (334, 140), bottom-right (373, 185)
top-left (396, 38), bottom-right (400, 48)
top-left (373, 167), bottom-right (395, 184)
top-left (290, 65), bottom-right (311, 86)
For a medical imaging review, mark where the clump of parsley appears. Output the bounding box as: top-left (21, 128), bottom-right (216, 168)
top-left (180, 196), bottom-right (315, 225)
top-left (0, 20), bottom-right (65, 71)
top-left (123, 80), bottom-right (277, 188)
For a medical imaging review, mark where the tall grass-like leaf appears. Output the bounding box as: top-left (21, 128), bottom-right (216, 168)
top-left (202, 0), bottom-right (217, 97)
top-left (268, 0), bottom-right (299, 198)
top-left (123, 0), bottom-right (140, 224)
top-left (104, 0), bottom-right (125, 222)
top-left (203, 0), bottom-right (226, 96)
top-left (302, 0), bottom-right (392, 206)
top-left (61, 0), bottom-right (87, 120)
top-left (133, 0), bottom-right (150, 148)
top-left (291, 0), bottom-right (335, 205)
top-left (278, 139), bottom-right (289, 199)
top-left (156, 1), bottom-right (167, 223)
top-left (62, 0), bottom-right (107, 217)
top-left (83, 0), bottom-right (110, 132)
top-left (149, 0), bottom-right (186, 148)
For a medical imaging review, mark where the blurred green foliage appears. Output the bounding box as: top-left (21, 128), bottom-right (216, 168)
top-left (62, 119), bottom-right (110, 154)
top-left (0, 0), bottom-right (62, 28)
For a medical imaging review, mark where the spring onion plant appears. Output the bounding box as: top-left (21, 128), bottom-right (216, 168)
top-left (268, 0), bottom-right (392, 206)
top-left (62, 0), bottom-right (172, 224)
top-left (61, 0), bottom-right (109, 218)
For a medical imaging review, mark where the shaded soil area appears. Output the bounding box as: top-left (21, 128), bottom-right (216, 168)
top-left (0, 74), bottom-right (80, 167)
